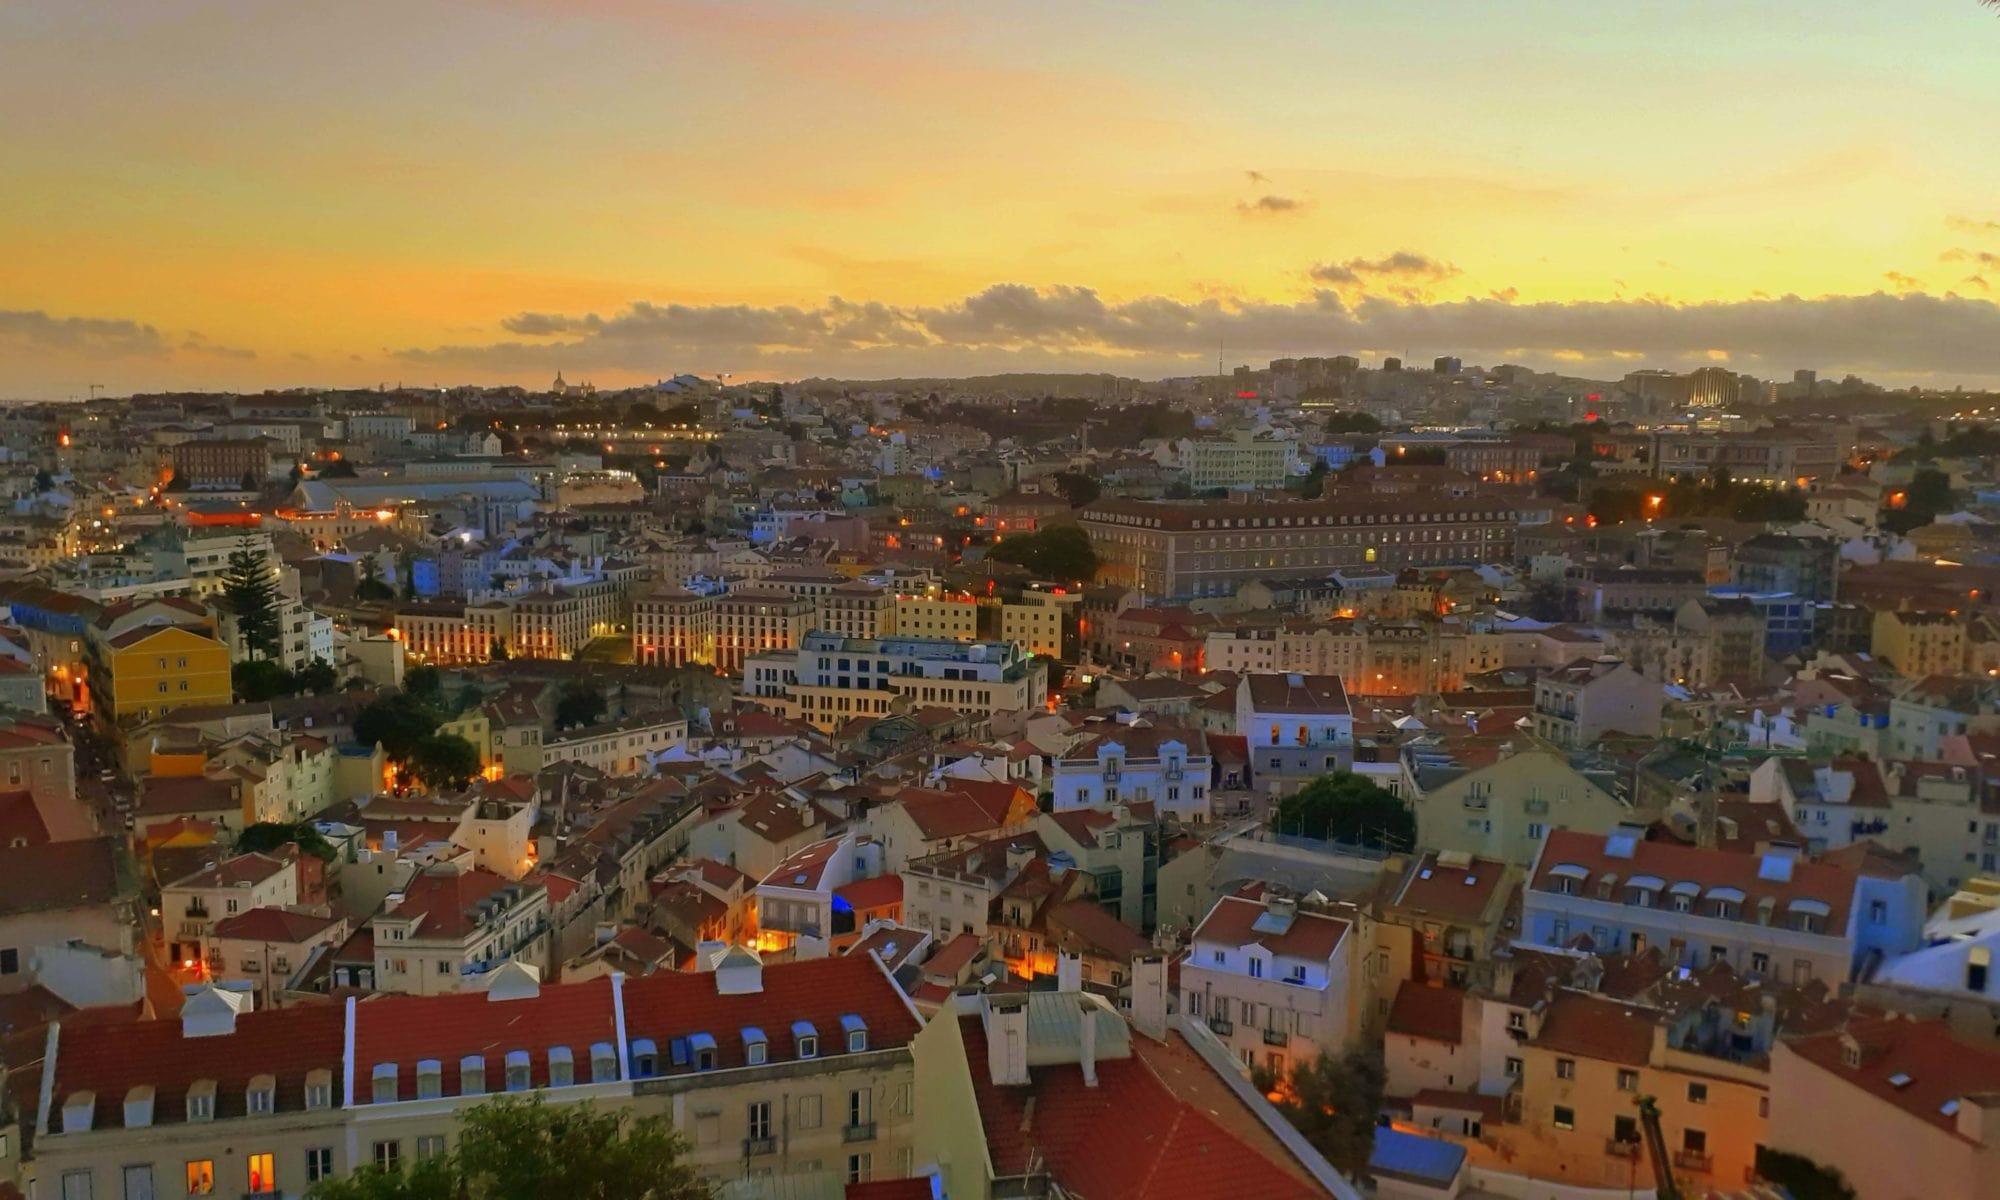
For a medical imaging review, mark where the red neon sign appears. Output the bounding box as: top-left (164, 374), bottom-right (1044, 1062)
top-left (1235, 391), bottom-right (1259, 399)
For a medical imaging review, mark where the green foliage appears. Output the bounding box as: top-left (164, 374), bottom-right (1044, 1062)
top-left (295, 658), bottom-right (338, 694)
top-left (986, 524), bottom-right (1098, 583)
top-left (488, 637), bottom-right (511, 662)
top-left (302, 1155), bottom-right (457, 1200)
top-left (1320, 411), bottom-right (1382, 435)
top-left (1523, 579), bottom-right (1571, 623)
top-left (1753, 1147), bottom-right (1856, 1200)
top-left (1290, 459), bottom-right (1330, 496)
top-left (236, 820), bottom-right (338, 862)
top-left (320, 458), bottom-right (358, 478)
top-left (554, 681), bottom-right (608, 730)
top-left (355, 577), bottom-right (395, 602)
top-left (405, 665), bottom-right (444, 701)
top-left (222, 550), bottom-right (283, 661)
top-left (232, 658), bottom-right (296, 703)
top-left (1256, 1043), bottom-right (1387, 1181)
top-left (1051, 471), bottom-right (1102, 508)
top-left (354, 691), bottom-right (446, 762)
top-left (33, 468), bottom-right (54, 493)
top-left (240, 470), bottom-right (262, 492)
top-left (1882, 466), bottom-right (1957, 535)
top-left (409, 733), bottom-right (483, 791)
top-left (1274, 773), bottom-right (1416, 851)
top-left (1587, 473), bottom-right (1808, 525)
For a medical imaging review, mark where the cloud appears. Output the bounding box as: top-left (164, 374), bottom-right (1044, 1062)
top-left (1948, 215), bottom-right (2000, 237)
top-left (1237, 194), bottom-right (1305, 215)
top-left (0, 309), bottom-right (169, 357)
top-left (1309, 251), bottom-right (1461, 287)
top-left (1884, 271), bottom-right (1922, 291)
top-left (393, 284), bottom-right (2000, 385)
top-left (1245, 170), bottom-right (1269, 185)
top-left (1967, 275), bottom-right (1991, 292)
top-left (180, 332), bottom-right (258, 360)
top-left (1941, 248), bottom-right (2000, 267)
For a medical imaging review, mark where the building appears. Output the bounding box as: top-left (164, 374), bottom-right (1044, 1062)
top-left (30, 953), bottom-right (923, 1197)
top-left (997, 598), bottom-right (1065, 659)
top-left (169, 437), bottom-right (280, 488)
top-left (508, 580), bottom-right (622, 660)
top-left (819, 581), bottom-right (897, 640)
top-left (158, 849), bottom-right (304, 972)
top-left (1380, 851), bottom-right (1520, 989)
top-left (1177, 430), bottom-right (1297, 491)
top-left (1731, 533), bottom-right (1840, 602)
top-left (1408, 745), bottom-right (1636, 867)
top-left (1523, 829), bottom-right (1898, 985)
top-left (1079, 496), bottom-right (1518, 602)
top-left (1769, 1015), bottom-right (2000, 1200)
top-left (790, 632), bottom-right (1046, 733)
top-left (631, 586), bottom-right (715, 668)
top-left (208, 907), bottom-right (349, 998)
top-left (86, 611), bottom-right (232, 725)
top-left (1532, 658), bottom-right (1661, 748)
top-left (1050, 724), bottom-right (1211, 822)
top-left (394, 600), bottom-right (513, 665)
top-left (1650, 429), bottom-right (1842, 486)
top-left (1236, 673), bottom-right (1354, 795)
top-left (1179, 891), bottom-right (1367, 1076)
top-left (713, 590), bottom-right (816, 676)
top-left (1871, 610), bottom-right (1967, 679)
top-left (892, 595), bottom-right (978, 641)
top-left (367, 864), bottom-right (552, 995)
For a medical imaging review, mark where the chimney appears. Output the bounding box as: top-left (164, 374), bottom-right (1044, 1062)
top-left (1956, 1094), bottom-right (2000, 1146)
top-left (594, 922), bottom-right (617, 946)
top-left (180, 982), bottom-right (254, 1038)
top-left (1079, 997), bottom-right (1099, 1088)
top-left (985, 996), bottom-right (1030, 1086)
top-left (1056, 951), bottom-right (1083, 994)
top-left (1130, 951), bottom-right (1169, 1043)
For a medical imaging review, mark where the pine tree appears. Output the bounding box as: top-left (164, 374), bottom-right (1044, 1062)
top-left (221, 550), bottom-right (283, 661)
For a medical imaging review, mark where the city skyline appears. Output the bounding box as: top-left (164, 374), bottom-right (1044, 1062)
top-left (6, 0), bottom-right (2000, 395)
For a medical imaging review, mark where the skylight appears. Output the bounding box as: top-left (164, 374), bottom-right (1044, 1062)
top-left (1889, 1073), bottom-right (1913, 1089)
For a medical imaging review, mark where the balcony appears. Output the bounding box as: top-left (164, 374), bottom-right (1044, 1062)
top-left (1524, 797), bottom-right (1550, 815)
top-left (1207, 1016), bottom-right (1235, 1037)
top-left (1674, 1151), bottom-right (1713, 1173)
top-left (1261, 1028), bottom-right (1290, 1048)
top-left (842, 1122), bottom-right (877, 1144)
top-left (742, 1137), bottom-right (776, 1158)
top-left (1606, 1139), bottom-right (1640, 1160)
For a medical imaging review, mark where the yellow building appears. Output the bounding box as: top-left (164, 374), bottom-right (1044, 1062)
top-left (1870, 609), bottom-right (1966, 679)
top-left (893, 596), bottom-right (978, 641)
top-left (94, 623), bottom-right (232, 724)
top-left (999, 601), bottom-right (1064, 658)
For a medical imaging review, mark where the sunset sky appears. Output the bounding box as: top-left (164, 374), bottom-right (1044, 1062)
top-left (5, 0), bottom-right (2000, 395)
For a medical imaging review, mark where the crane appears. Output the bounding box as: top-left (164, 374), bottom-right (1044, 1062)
top-left (87, 384), bottom-right (104, 399)
top-left (1636, 1095), bottom-right (1683, 1200)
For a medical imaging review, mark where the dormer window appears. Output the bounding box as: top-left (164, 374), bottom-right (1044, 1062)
top-left (417, 1060), bottom-right (443, 1100)
top-left (631, 1038), bottom-right (659, 1077)
top-left (794, 1018), bottom-right (820, 1059)
top-left (590, 1042), bottom-right (618, 1083)
top-left (304, 1070), bottom-right (332, 1111)
top-left (505, 1050), bottom-right (532, 1091)
top-left (743, 1027), bottom-right (768, 1066)
top-left (246, 1073), bottom-right (276, 1115)
top-left (371, 1064), bottom-right (398, 1104)
top-left (689, 1032), bottom-right (718, 1071)
top-left (187, 1078), bottom-right (217, 1121)
top-left (548, 1046), bottom-right (574, 1087)
top-left (459, 1055), bottom-right (486, 1095)
top-left (842, 1014), bottom-right (868, 1053)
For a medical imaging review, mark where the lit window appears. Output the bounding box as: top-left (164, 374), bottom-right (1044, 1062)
top-left (246, 1153), bottom-right (275, 1195)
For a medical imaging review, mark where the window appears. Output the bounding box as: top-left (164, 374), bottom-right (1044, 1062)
top-left (1751, 952), bottom-right (1770, 975)
top-left (61, 1173), bottom-right (93, 1200)
top-left (1687, 1082), bottom-right (1708, 1105)
top-left (121, 1165), bottom-right (154, 1200)
top-left (0, 948), bottom-right (17, 975)
top-left (1870, 900), bottom-right (1889, 925)
top-left (245, 1153), bottom-right (275, 1195)
top-left (505, 1050), bottom-right (532, 1091)
top-left (1613, 1115), bottom-right (1640, 1145)
top-left (798, 1094), bottom-right (823, 1129)
top-left (306, 1149), bottom-right (334, 1183)
top-left (1505, 1056), bottom-right (1523, 1078)
top-left (1507, 1011), bottom-right (1526, 1032)
top-left (416, 1135), bottom-right (447, 1161)
top-left (185, 1161), bottom-right (215, 1195)
top-left (1970, 947), bottom-right (1991, 993)
top-left (1556, 1057), bottom-right (1576, 1080)
top-left (798, 1034), bottom-right (818, 1059)
top-left (1553, 1106), bottom-right (1575, 1131)
top-left (1683, 1128), bottom-right (1708, 1153)
top-left (373, 1141), bottom-right (401, 1173)
top-left (371, 1064), bottom-right (398, 1104)
top-left (1248, 957), bottom-right (1264, 979)
top-left (847, 1153), bottom-right (873, 1184)
top-left (748, 1101), bottom-right (773, 1141)
top-left (1617, 1069), bottom-right (1638, 1092)
top-left (844, 1015), bottom-right (868, 1052)
top-left (849, 1088), bottom-right (873, 1130)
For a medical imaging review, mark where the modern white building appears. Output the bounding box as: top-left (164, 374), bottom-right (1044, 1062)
top-left (1236, 672), bottom-right (1354, 794)
top-left (1050, 723), bottom-right (1211, 820)
top-left (1179, 891), bottom-right (1366, 1077)
top-left (789, 631), bottom-right (1046, 732)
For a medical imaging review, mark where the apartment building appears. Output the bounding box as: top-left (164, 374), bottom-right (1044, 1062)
top-left (714, 590), bottom-right (816, 676)
top-left (1752, 756), bottom-right (1997, 893)
top-left (818, 581), bottom-right (896, 640)
top-left (1380, 851), bottom-right (1521, 989)
top-left (905, 834), bottom-right (1046, 948)
top-left (998, 599), bottom-right (1064, 658)
top-left (1731, 533), bottom-right (1841, 602)
top-left (394, 600), bottom-right (513, 665)
top-left (1523, 829), bottom-right (1908, 985)
top-left (1532, 658), bottom-right (1662, 748)
top-left (208, 907), bottom-right (349, 997)
top-left (160, 849), bottom-right (304, 970)
top-left (892, 595), bottom-right (978, 640)
top-left (1889, 675), bottom-right (2000, 761)
top-left (30, 954), bottom-right (921, 1197)
top-left (509, 579), bottom-right (622, 660)
top-left (542, 712), bottom-right (689, 776)
top-left (1236, 672), bottom-right (1354, 794)
top-left (0, 715), bottom-right (81, 838)
top-left (1050, 724), bottom-right (1210, 821)
top-left (1649, 429), bottom-right (1842, 486)
top-left (789, 632), bottom-right (1045, 733)
top-left (1872, 609), bottom-right (1967, 679)
top-left (1409, 745), bottom-right (1638, 867)
top-left (152, 530), bottom-right (280, 598)
top-left (169, 437), bottom-right (280, 488)
top-left (1177, 430), bottom-right (1296, 491)
top-left (1079, 495), bottom-right (1518, 601)
top-left (754, 833), bottom-right (886, 955)
top-left (631, 586), bottom-right (715, 668)
top-left (1179, 891), bottom-right (1369, 1076)
top-left (368, 864), bottom-right (551, 995)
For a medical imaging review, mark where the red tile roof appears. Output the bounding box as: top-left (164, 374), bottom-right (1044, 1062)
top-left (1531, 828), bottom-right (1858, 935)
top-left (1531, 991), bottom-right (1658, 1067)
top-left (0, 838), bottom-right (125, 917)
top-left (1192, 895), bottom-right (1351, 963)
top-left (762, 836), bottom-right (846, 892)
top-left (353, 974), bottom-right (621, 1102)
top-left (1390, 852), bottom-right (1508, 922)
top-left (620, 954), bottom-right (920, 1075)
top-left (210, 907), bottom-right (341, 944)
top-left (0, 791), bottom-right (50, 848)
top-left (1784, 1014), bottom-right (2000, 1138)
top-left (51, 1000), bottom-right (345, 1129)
top-left (835, 872), bottom-right (904, 912)
top-left (1387, 981), bottom-right (1465, 1045)
top-left (166, 848), bottom-right (292, 891)
top-left (387, 868), bottom-right (531, 942)
top-left (1243, 672), bottom-right (1352, 715)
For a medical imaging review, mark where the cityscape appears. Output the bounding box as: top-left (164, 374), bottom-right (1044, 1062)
top-left (4, 4), bottom-right (2000, 1200)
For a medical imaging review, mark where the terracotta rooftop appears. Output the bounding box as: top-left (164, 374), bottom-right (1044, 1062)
top-left (1784, 1014), bottom-right (2000, 1138)
top-left (1191, 895), bottom-right (1351, 964)
top-left (1531, 991), bottom-right (1658, 1068)
top-left (1388, 981), bottom-right (1466, 1045)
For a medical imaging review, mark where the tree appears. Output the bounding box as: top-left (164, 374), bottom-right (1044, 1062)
top-left (221, 550), bottom-right (283, 661)
top-left (1523, 578), bottom-right (1571, 623)
top-left (409, 733), bottom-right (483, 791)
top-left (1051, 471), bottom-right (1102, 508)
top-left (1274, 772), bottom-right (1415, 851)
top-left (987, 525), bottom-right (1098, 583)
top-left (33, 468), bottom-right (54, 493)
top-left (1320, 411), bottom-right (1383, 435)
top-left (309, 1095), bottom-right (706, 1200)
top-left (241, 470), bottom-right (262, 493)
top-left (1256, 1042), bottom-right (1386, 1181)
top-left (233, 658), bottom-right (296, 702)
top-left (488, 637), bottom-right (511, 662)
top-left (404, 665), bottom-right (444, 701)
top-left (236, 820), bottom-right (339, 862)
top-left (1291, 459), bottom-right (1330, 497)
top-left (353, 691), bottom-right (445, 762)
top-left (554, 681), bottom-right (607, 730)
top-left (294, 658), bottom-right (338, 694)
top-left (320, 457), bottom-right (357, 478)
top-left (1752, 1147), bottom-right (1856, 1200)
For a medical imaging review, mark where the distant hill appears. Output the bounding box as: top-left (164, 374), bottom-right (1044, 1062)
top-left (794, 372), bottom-right (1139, 397)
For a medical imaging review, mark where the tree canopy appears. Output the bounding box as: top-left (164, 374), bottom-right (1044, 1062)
top-left (1274, 772), bottom-right (1416, 851)
top-left (554, 680), bottom-right (608, 730)
top-left (1256, 1042), bottom-right (1386, 1182)
top-left (305, 1096), bottom-right (708, 1200)
top-left (221, 550), bottom-right (283, 661)
top-left (236, 820), bottom-right (339, 862)
top-left (353, 691), bottom-right (446, 762)
top-left (1051, 471), bottom-right (1102, 508)
top-left (986, 524), bottom-right (1098, 583)
top-left (409, 733), bottom-right (483, 791)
